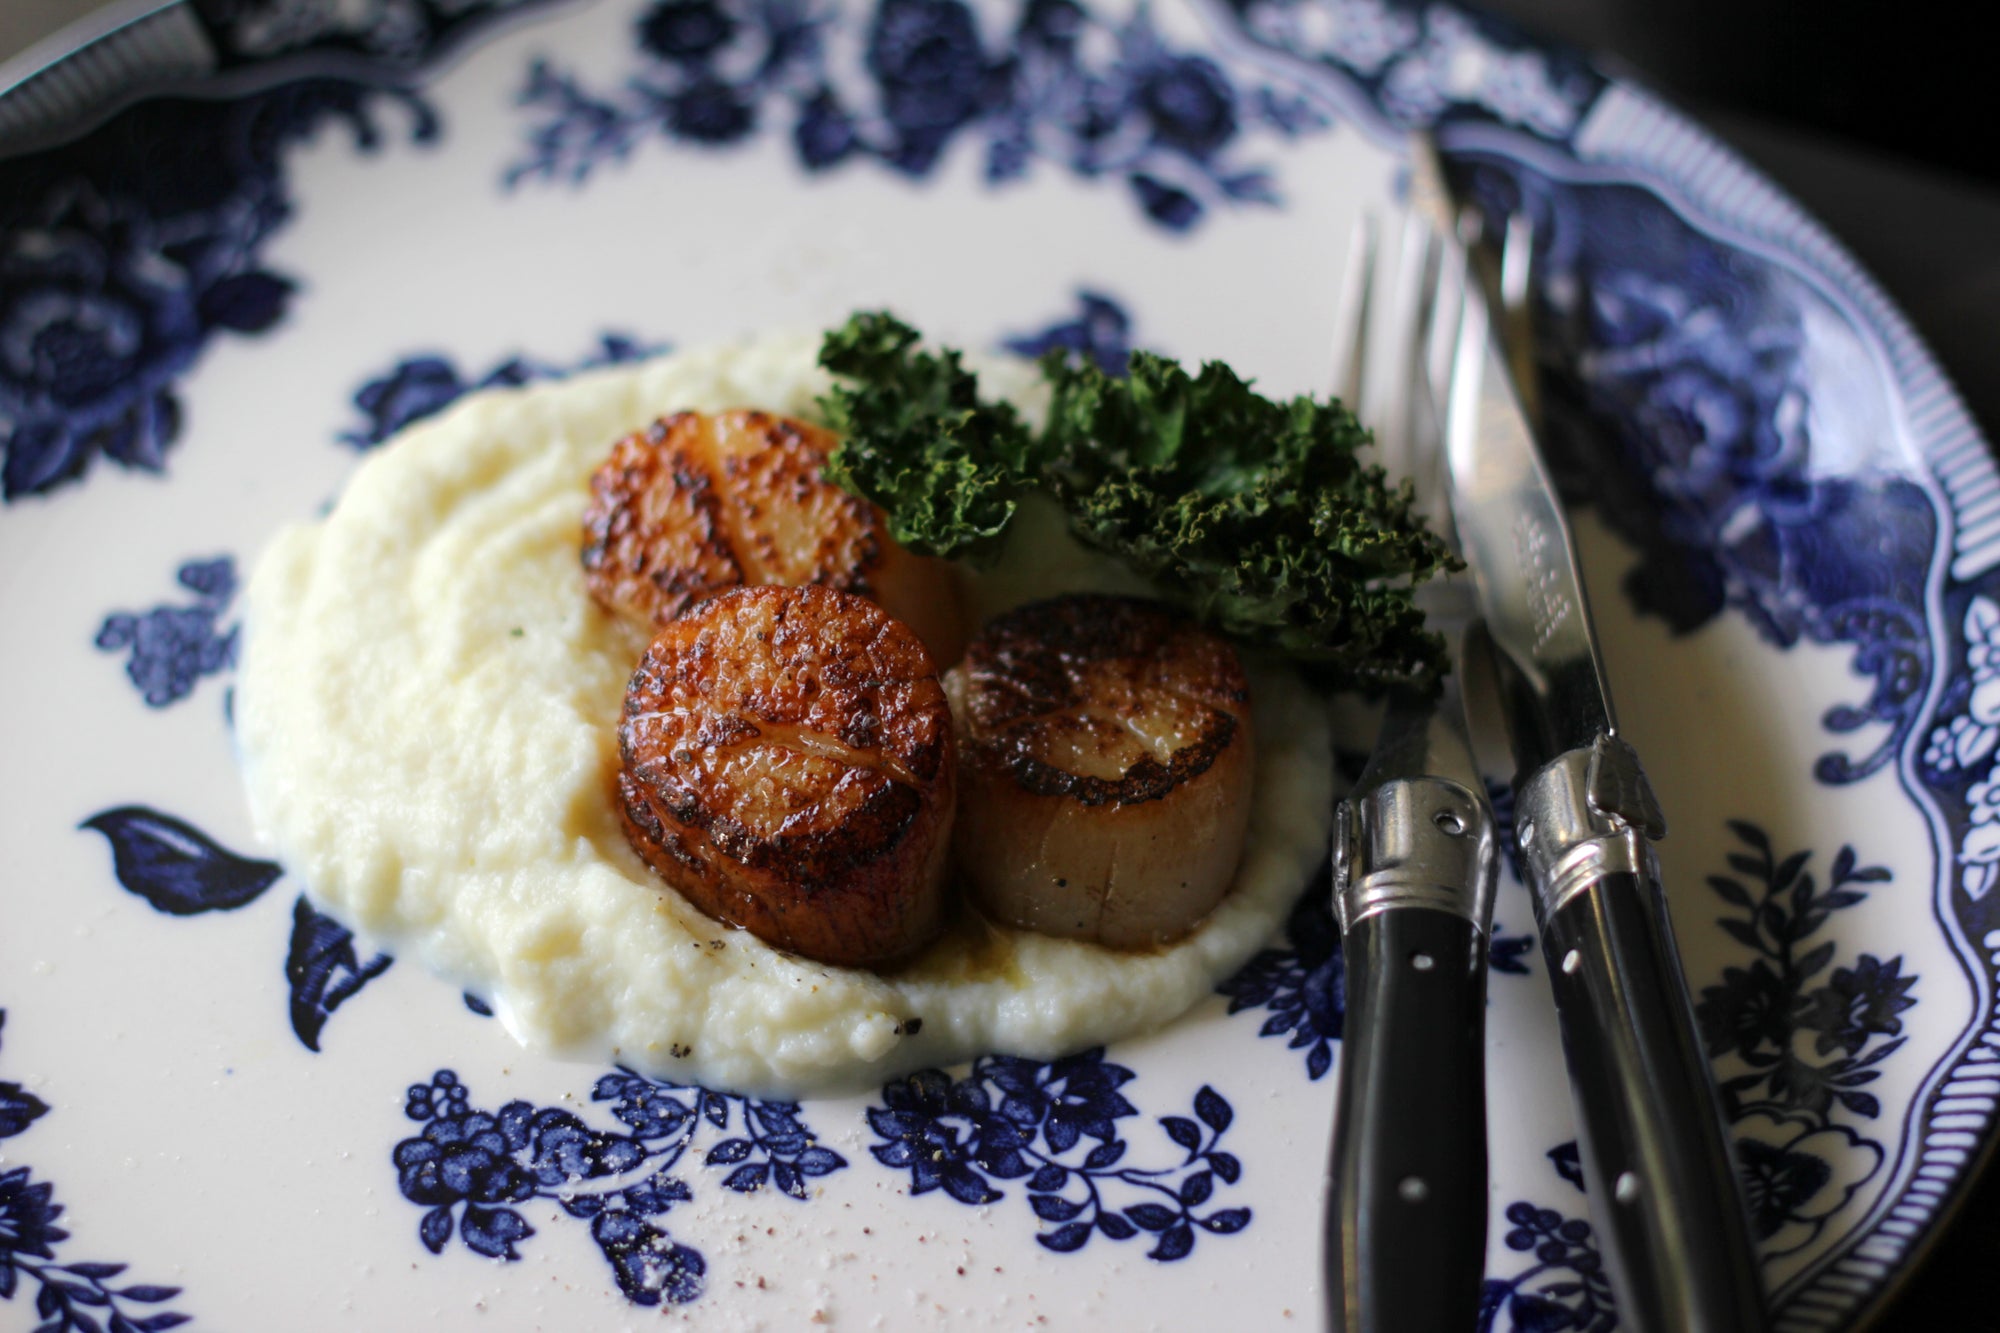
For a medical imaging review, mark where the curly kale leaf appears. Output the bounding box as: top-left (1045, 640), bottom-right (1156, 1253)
top-left (817, 311), bottom-right (1042, 561)
top-left (817, 314), bottom-right (1456, 690)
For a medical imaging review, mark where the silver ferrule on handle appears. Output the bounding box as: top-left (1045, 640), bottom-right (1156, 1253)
top-left (1514, 734), bottom-right (1667, 918)
top-left (1333, 776), bottom-right (1497, 934)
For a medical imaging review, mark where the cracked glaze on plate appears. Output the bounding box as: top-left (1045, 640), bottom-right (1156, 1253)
top-left (1, 0), bottom-right (1994, 1328)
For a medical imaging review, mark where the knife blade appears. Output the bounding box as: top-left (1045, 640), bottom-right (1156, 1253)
top-left (1415, 136), bottom-right (1768, 1333)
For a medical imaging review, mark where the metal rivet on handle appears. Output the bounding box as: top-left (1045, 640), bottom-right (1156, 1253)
top-left (1434, 809), bottom-right (1464, 835)
top-left (1615, 1173), bottom-right (1641, 1204)
top-left (1398, 1177), bottom-right (1429, 1203)
top-left (1411, 953), bottom-right (1435, 972)
top-left (1562, 950), bottom-right (1581, 975)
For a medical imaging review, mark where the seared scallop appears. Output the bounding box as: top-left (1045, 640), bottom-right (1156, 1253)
top-left (944, 594), bottom-right (1254, 950)
top-left (582, 409), bottom-right (965, 662)
top-left (617, 583), bottom-right (956, 967)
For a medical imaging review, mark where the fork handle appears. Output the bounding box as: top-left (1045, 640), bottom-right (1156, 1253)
top-left (1326, 906), bottom-right (1490, 1333)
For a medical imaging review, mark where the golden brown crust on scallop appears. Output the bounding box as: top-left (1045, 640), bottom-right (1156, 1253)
top-left (581, 410), bottom-right (967, 662)
top-left (618, 583), bottom-right (956, 967)
top-left (955, 594), bottom-right (1249, 807)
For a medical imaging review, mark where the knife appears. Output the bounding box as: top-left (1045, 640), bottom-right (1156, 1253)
top-left (1419, 139), bottom-right (1768, 1333)
top-left (1324, 215), bottom-right (1498, 1333)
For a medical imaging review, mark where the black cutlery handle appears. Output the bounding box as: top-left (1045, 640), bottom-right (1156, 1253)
top-left (1326, 907), bottom-right (1489, 1333)
top-left (1539, 870), bottom-right (1767, 1333)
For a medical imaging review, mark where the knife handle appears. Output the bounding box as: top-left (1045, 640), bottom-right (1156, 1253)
top-left (1539, 872), bottom-right (1766, 1332)
top-left (1520, 742), bottom-right (1766, 1333)
top-left (1326, 906), bottom-right (1489, 1333)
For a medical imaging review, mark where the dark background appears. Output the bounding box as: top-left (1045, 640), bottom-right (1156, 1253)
top-left (1489, 0), bottom-right (1994, 187)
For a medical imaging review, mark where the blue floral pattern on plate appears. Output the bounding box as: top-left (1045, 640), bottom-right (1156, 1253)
top-left (394, 1068), bottom-right (848, 1306)
top-left (0, 83), bottom-right (438, 501)
top-left (93, 557), bottom-right (239, 708)
top-left (1695, 821), bottom-right (1909, 1256)
top-left (79, 806), bottom-right (394, 1049)
top-left (1, 1010), bottom-right (192, 1332)
top-left (866, 1049), bottom-right (1249, 1259)
top-left (1451, 158), bottom-right (1936, 787)
top-left (509, 0), bottom-right (1329, 229)
top-left (340, 334), bottom-right (666, 449)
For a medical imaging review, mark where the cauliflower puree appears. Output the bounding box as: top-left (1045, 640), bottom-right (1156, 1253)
top-left (236, 332), bottom-right (1333, 1097)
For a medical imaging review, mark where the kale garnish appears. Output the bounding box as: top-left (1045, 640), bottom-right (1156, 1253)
top-left (818, 311), bottom-right (1455, 692)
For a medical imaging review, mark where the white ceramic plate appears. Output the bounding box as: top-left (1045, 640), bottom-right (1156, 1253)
top-left (3, 1), bottom-right (1995, 1328)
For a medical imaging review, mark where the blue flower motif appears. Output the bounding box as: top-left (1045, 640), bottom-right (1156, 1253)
top-left (0, 185), bottom-right (212, 499)
top-left (1, 1009), bottom-right (189, 1327)
top-left (667, 79), bottom-right (759, 143)
top-left (1003, 289), bottom-right (1135, 376)
top-left (1682, 822), bottom-right (1906, 1254)
top-left (1134, 56), bottom-right (1236, 158)
top-left (1730, 1113), bottom-right (1882, 1255)
top-left (0, 80), bottom-right (437, 502)
top-left (1453, 159), bottom-right (1934, 785)
top-left (867, 0), bottom-right (994, 173)
top-left (341, 334), bottom-right (664, 449)
top-left (393, 1067), bottom-right (845, 1305)
top-left (1217, 868), bottom-right (1344, 1079)
top-left (94, 556), bottom-right (239, 708)
top-left (199, 0), bottom-right (542, 65)
top-left (1479, 1197), bottom-right (1616, 1333)
top-left (638, 0), bottom-right (740, 64)
top-left (1697, 823), bottom-right (1909, 1126)
top-left (1802, 954), bottom-right (1917, 1058)
top-left (508, 0), bottom-right (1325, 231)
top-left (867, 1051), bottom-right (1248, 1260)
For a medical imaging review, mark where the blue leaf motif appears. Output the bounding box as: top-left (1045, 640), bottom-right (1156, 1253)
top-left (1151, 1222), bottom-right (1194, 1261)
top-left (1030, 1193), bottom-right (1083, 1222)
top-left (419, 1206), bottom-right (454, 1253)
top-left (80, 806), bottom-right (281, 915)
top-left (285, 896), bottom-right (394, 1051)
top-left (1510, 1292), bottom-right (1580, 1333)
top-left (1039, 1221), bottom-right (1092, 1253)
top-left (1198, 1208), bottom-right (1249, 1234)
top-left (1161, 1116), bottom-right (1200, 1152)
top-left (1547, 1142), bottom-right (1585, 1193)
top-left (1, 1019), bottom-right (51, 1142)
top-left (1095, 1213), bottom-right (1136, 1241)
top-left (1, 1013), bottom-right (195, 1324)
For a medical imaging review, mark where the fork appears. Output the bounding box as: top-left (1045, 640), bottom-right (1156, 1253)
top-left (1322, 210), bottom-right (1499, 1333)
